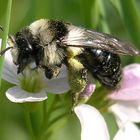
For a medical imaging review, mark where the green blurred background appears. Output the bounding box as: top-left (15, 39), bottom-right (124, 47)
top-left (0, 0), bottom-right (140, 140)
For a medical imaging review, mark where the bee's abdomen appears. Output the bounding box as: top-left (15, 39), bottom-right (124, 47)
top-left (78, 48), bottom-right (122, 89)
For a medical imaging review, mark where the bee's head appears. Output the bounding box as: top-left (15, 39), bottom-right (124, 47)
top-left (13, 31), bottom-right (34, 73)
top-left (15, 31), bottom-right (33, 52)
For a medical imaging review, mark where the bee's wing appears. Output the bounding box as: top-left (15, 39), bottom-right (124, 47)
top-left (62, 25), bottom-right (140, 56)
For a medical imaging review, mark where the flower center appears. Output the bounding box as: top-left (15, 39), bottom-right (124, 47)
top-left (19, 67), bottom-right (45, 93)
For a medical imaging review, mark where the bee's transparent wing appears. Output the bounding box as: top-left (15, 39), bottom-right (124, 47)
top-left (62, 26), bottom-right (140, 56)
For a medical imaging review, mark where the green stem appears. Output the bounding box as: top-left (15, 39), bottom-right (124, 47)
top-left (47, 112), bottom-right (68, 131)
top-left (100, 0), bottom-right (110, 33)
top-left (24, 110), bottom-right (36, 140)
top-left (42, 100), bottom-right (47, 124)
top-left (41, 113), bottom-right (68, 140)
top-left (38, 95), bottom-right (57, 139)
top-left (80, 0), bottom-right (93, 27)
top-left (91, 0), bottom-right (101, 28)
top-left (0, 0), bottom-right (12, 87)
top-left (115, 0), bottom-right (140, 47)
top-left (122, 0), bottom-right (140, 45)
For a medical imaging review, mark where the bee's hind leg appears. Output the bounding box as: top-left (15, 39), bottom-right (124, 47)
top-left (67, 58), bottom-right (88, 109)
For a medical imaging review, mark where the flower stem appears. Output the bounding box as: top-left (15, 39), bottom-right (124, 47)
top-left (39, 95), bottom-right (58, 140)
top-left (24, 110), bottom-right (36, 140)
top-left (0, 0), bottom-right (12, 87)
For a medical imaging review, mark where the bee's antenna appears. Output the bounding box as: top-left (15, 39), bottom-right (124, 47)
top-left (0, 26), bottom-right (15, 56)
top-left (0, 26), bottom-right (13, 41)
top-left (0, 47), bottom-right (13, 56)
top-left (0, 25), bottom-right (3, 31)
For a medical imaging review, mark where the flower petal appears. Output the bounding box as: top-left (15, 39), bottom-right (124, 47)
top-left (3, 52), bottom-right (19, 85)
top-left (110, 103), bottom-right (140, 124)
top-left (45, 77), bottom-right (70, 94)
top-left (80, 82), bottom-right (96, 97)
top-left (114, 122), bottom-right (140, 140)
top-left (78, 83), bottom-right (96, 104)
top-left (0, 39), bottom-right (19, 85)
top-left (6, 86), bottom-right (47, 103)
top-left (122, 64), bottom-right (140, 89)
top-left (109, 88), bottom-right (140, 100)
top-left (109, 64), bottom-right (140, 101)
top-left (74, 104), bottom-right (110, 140)
top-left (41, 64), bottom-right (70, 93)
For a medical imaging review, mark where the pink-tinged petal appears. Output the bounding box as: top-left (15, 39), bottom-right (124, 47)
top-left (6, 86), bottom-right (47, 103)
top-left (74, 104), bottom-right (110, 140)
top-left (109, 88), bottom-right (140, 100)
top-left (121, 64), bottom-right (140, 89)
top-left (45, 77), bottom-right (70, 94)
top-left (109, 64), bottom-right (140, 101)
top-left (78, 83), bottom-right (96, 104)
top-left (110, 103), bottom-right (140, 124)
top-left (80, 82), bottom-right (96, 97)
top-left (114, 122), bottom-right (140, 140)
top-left (0, 39), bottom-right (19, 84)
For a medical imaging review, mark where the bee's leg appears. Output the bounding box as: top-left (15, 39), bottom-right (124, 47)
top-left (68, 58), bottom-right (88, 108)
top-left (44, 66), bottom-right (61, 79)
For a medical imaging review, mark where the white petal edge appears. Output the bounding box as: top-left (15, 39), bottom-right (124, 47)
top-left (0, 39), bottom-right (19, 84)
top-left (74, 104), bottom-right (110, 140)
top-left (123, 64), bottom-right (140, 73)
top-left (6, 86), bottom-right (47, 103)
top-left (113, 121), bottom-right (140, 140)
top-left (45, 77), bottom-right (70, 94)
top-left (110, 103), bottom-right (140, 123)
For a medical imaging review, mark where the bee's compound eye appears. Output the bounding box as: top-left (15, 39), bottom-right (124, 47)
top-left (15, 32), bottom-right (28, 47)
top-left (21, 38), bottom-right (26, 44)
top-left (16, 38), bottom-right (27, 47)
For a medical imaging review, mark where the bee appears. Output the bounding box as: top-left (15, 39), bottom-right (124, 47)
top-left (1, 19), bottom-right (140, 106)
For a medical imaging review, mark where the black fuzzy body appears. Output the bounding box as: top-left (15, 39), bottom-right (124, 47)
top-left (78, 48), bottom-right (122, 89)
top-left (4, 19), bottom-right (140, 107)
top-left (13, 19), bottom-right (124, 89)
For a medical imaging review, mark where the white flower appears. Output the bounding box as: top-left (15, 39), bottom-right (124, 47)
top-left (0, 39), bottom-right (70, 103)
top-left (74, 104), bottom-right (110, 140)
top-left (109, 64), bottom-right (140, 140)
top-left (74, 104), bottom-right (140, 140)
top-left (110, 104), bottom-right (140, 140)
top-left (74, 64), bottom-right (140, 140)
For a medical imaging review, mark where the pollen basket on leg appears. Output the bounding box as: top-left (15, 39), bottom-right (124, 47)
top-left (68, 57), bottom-right (88, 106)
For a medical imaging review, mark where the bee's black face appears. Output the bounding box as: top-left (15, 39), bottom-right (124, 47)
top-left (15, 32), bottom-right (34, 73)
top-left (15, 32), bottom-right (33, 52)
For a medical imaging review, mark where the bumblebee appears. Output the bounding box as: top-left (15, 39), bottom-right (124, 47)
top-left (1, 19), bottom-right (140, 106)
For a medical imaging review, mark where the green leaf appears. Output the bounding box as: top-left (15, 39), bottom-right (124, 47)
top-left (0, 0), bottom-right (12, 87)
top-left (111, 0), bottom-right (140, 48)
top-left (80, 0), bottom-right (94, 27)
top-left (91, 0), bottom-right (101, 28)
top-left (99, 0), bottom-right (111, 33)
